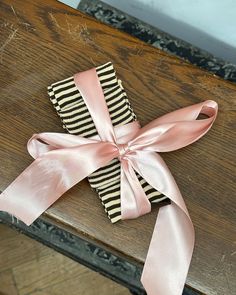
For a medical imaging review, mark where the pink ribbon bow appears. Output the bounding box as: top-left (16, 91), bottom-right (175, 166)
top-left (0, 68), bottom-right (218, 295)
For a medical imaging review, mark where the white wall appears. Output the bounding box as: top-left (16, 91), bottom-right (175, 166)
top-left (103, 0), bottom-right (236, 63)
top-left (59, 0), bottom-right (80, 9)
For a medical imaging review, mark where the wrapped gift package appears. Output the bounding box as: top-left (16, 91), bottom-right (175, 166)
top-left (48, 62), bottom-right (169, 223)
top-left (0, 60), bottom-right (218, 295)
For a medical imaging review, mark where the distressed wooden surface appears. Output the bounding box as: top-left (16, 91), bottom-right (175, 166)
top-left (0, 0), bottom-right (235, 294)
top-left (0, 224), bottom-right (130, 295)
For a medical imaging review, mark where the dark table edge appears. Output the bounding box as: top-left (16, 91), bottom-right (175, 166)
top-left (0, 211), bottom-right (200, 295)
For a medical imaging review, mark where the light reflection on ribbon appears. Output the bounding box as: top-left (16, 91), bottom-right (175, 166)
top-left (0, 68), bottom-right (218, 295)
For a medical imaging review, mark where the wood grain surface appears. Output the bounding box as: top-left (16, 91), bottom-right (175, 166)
top-left (0, 1), bottom-right (235, 294)
top-left (0, 224), bottom-right (130, 295)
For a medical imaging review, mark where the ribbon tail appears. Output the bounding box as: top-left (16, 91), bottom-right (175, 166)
top-left (0, 158), bottom-right (66, 226)
top-left (120, 159), bottom-right (151, 219)
top-left (0, 143), bottom-right (117, 226)
top-left (141, 204), bottom-right (194, 295)
top-left (129, 151), bottom-right (194, 295)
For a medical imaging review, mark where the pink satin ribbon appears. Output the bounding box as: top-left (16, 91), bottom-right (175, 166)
top-left (0, 68), bottom-right (218, 295)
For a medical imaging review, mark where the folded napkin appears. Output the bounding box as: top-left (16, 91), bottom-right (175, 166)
top-left (48, 62), bottom-right (169, 223)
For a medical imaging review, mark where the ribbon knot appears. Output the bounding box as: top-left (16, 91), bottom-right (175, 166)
top-left (0, 67), bottom-right (218, 295)
top-left (117, 143), bottom-right (129, 159)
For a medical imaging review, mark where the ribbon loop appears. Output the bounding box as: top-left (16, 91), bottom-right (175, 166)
top-left (129, 100), bottom-right (218, 152)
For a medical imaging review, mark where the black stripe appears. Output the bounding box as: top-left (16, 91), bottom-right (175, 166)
top-left (104, 85), bottom-right (120, 98)
top-left (113, 115), bottom-right (134, 126)
top-left (110, 104), bottom-right (128, 118)
top-left (110, 107), bottom-right (130, 121)
top-left (59, 97), bottom-right (80, 109)
top-left (91, 159), bottom-right (119, 174)
top-left (102, 195), bottom-right (120, 205)
top-left (96, 62), bottom-right (112, 72)
top-left (107, 95), bottom-right (125, 109)
top-left (66, 118), bottom-right (94, 131)
top-left (141, 182), bottom-right (151, 189)
top-left (62, 113), bottom-right (91, 124)
top-left (89, 170), bottom-right (120, 185)
top-left (136, 173), bottom-right (142, 179)
top-left (100, 75), bottom-right (116, 85)
top-left (82, 130), bottom-right (98, 138)
top-left (149, 194), bottom-right (167, 203)
top-left (69, 125), bottom-right (97, 136)
top-left (109, 211), bottom-right (121, 219)
top-left (97, 69), bottom-right (115, 78)
top-left (48, 92), bottom-right (56, 104)
top-left (145, 188), bottom-right (159, 195)
top-left (60, 106), bottom-right (89, 117)
top-left (99, 186), bottom-right (120, 198)
top-left (54, 101), bottom-right (59, 109)
top-left (135, 173), bottom-right (151, 189)
top-left (106, 203), bottom-right (121, 211)
top-left (89, 165), bottom-right (120, 180)
top-left (106, 93), bottom-right (124, 107)
top-left (51, 77), bottom-right (74, 88)
top-left (89, 162), bottom-right (120, 179)
top-left (101, 81), bottom-right (118, 90)
top-left (57, 90), bottom-right (80, 103)
top-left (53, 83), bottom-right (77, 95)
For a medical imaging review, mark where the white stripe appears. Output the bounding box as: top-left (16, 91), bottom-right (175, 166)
top-left (50, 98), bottom-right (57, 104)
top-left (110, 215), bottom-right (121, 223)
top-left (100, 77), bottom-right (117, 88)
top-left (55, 86), bottom-right (79, 99)
top-left (108, 98), bottom-right (127, 113)
top-left (115, 115), bottom-right (133, 126)
top-left (91, 162), bottom-right (120, 178)
top-left (111, 109), bottom-right (131, 124)
top-left (90, 174), bottom-right (120, 188)
top-left (56, 93), bottom-right (81, 107)
top-left (67, 122), bottom-right (95, 134)
top-left (99, 72), bottom-right (116, 82)
top-left (106, 91), bottom-right (124, 106)
top-left (105, 198), bottom-right (121, 208)
top-left (108, 207), bottom-right (121, 215)
top-left (149, 194), bottom-right (167, 201)
top-left (96, 62), bottom-right (113, 73)
top-left (100, 189), bottom-right (120, 202)
top-left (52, 80), bottom-right (75, 92)
top-left (99, 182), bottom-right (120, 195)
top-left (51, 77), bottom-right (74, 88)
top-left (144, 187), bottom-right (162, 196)
top-left (67, 129), bottom-right (96, 138)
top-left (65, 116), bottom-right (93, 128)
top-left (89, 168), bottom-right (120, 184)
top-left (110, 104), bottom-right (129, 118)
top-left (59, 104), bottom-right (87, 116)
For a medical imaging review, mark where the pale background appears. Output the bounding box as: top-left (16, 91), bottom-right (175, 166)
top-left (60, 0), bottom-right (236, 63)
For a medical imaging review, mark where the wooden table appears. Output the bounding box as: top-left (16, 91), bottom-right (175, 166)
top-left (0, 1), bottom-right (235, 294)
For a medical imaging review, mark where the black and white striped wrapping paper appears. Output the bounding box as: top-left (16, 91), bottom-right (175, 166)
top-left (48, 62), bottom-right (169, 223)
